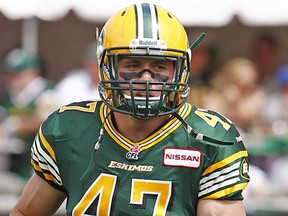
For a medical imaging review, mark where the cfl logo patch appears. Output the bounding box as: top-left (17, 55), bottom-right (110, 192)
top-left (126, 145), bottom-right (141, 160)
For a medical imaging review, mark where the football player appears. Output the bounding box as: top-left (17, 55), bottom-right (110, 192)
top-left (10, 3), bottom-right (250, 216)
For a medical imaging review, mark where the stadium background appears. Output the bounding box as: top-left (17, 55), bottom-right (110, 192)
top-left (0, 0), bottom-right (288, 215)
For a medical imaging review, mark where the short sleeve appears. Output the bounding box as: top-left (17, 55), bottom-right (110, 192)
top-left (30, 112), bottom-right (66, 193)
top-left (198, 125), bottom-right (250, 200)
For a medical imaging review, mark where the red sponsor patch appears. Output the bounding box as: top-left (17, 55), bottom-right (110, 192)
top-left (163, 147), bottom-right (202, 168)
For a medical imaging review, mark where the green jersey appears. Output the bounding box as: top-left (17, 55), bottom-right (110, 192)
top-left (31, 101), bottom-right (250, 216)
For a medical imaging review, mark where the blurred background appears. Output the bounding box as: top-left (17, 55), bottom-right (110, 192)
top-left (0, 0), bottom-right (288, 215)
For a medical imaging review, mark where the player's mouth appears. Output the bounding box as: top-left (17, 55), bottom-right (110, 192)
top-left (135, 91), bottom-right (154, 98)
top-left (124, 93), bottom-right (160, 101)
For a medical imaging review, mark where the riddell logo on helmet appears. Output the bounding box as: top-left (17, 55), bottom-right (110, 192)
top-left (130, 39), bottom-right (167, 49)
top-left (139, 40), bottom-right (157, 46)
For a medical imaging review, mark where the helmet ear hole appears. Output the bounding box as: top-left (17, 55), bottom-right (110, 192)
top-left (167, 12), bottom-right (172, 19)
top-left (121, 10), bottom-right (127, 16)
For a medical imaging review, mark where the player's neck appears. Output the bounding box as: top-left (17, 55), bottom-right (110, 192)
top-left (113, 112), bottom-right (171, 142)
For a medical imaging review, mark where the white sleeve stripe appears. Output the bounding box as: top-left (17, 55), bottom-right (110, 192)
top-left (198, 177), bottom-right (240, 197)
top-left (35, 135), bottom-right (59, 173)
top-left (32, 144), bottom-right (62, 185)
top-left (199, 169), bottom-right (239, 191)
top-left (32, 146), bottom-right (62, 185)
top-left (32, 138), bottom-right (54, 165)
top-left (200, 161), bottom-right (240, 184)
top-left (31, 147), bottom-right (52, 172)
top-left (32, 135), bottom-right (62, 184)
top-left (32, 154), bottom-right (49, 171)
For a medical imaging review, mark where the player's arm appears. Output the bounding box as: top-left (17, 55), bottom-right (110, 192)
top-left (9, 173), bottom-right (66, 216)
top-left (197, 199), bottom-right (246, 216)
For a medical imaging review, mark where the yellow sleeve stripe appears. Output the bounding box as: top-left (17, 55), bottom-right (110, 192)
top-left (202, 150), bottom-right (248, 176)
top-left (39, 126), bottom-right (56, 161)
top-left (31, 159), bottom-right (59, 184)
top-left (200, 182), bottom-right (248, 200)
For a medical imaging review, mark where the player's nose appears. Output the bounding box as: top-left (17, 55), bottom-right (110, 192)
top-left (139, 70), bottom-right (154, 81)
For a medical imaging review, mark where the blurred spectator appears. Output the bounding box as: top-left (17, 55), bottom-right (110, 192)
top-left (248, 135), bottom-right (288, 196)
top-left (251, 33), bottom-right (280, 93)
top-left (188, 43), bottom-right (218, 87)
top-left (269, 154), bottom-right (288, 196)
top-left (261, 64), bottom-right (288, 135)
top-left (187, 43), bottom-right (218, 107)
top-left (243, 164), bottom-right (271, 198)
top-left (201, 57), bottom-right (267, 136)
top-left (0, 48), bottom-right (59, 179)
top-left (242, 62), bottom-right (288, 202)
top-left (55, 42), bottom-right (100, 106)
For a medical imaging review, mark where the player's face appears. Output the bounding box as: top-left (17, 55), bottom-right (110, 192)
top-left (117, 56), bottom-right (175, 97)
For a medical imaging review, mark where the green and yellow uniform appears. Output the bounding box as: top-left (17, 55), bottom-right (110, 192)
top-left (31, 101), bottom-right (249, 216)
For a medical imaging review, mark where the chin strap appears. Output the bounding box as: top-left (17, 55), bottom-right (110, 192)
top-left (172, 112), bottom-right (234, 145)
